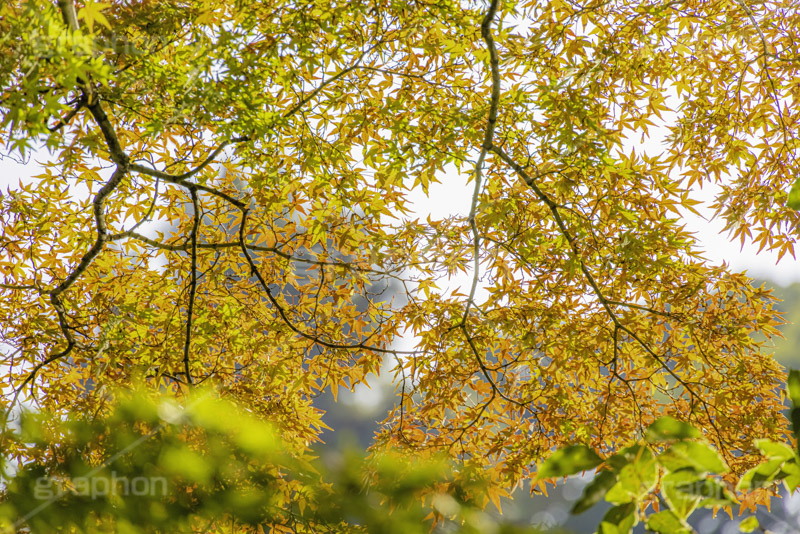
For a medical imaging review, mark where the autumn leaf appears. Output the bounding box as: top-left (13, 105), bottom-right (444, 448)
top-left (0, 0), bottom-right (798, 531)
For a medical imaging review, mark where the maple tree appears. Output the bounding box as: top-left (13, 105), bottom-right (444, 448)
top-left (1, 0), bottom-right (800, 531)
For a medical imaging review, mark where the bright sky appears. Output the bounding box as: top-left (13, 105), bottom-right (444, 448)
top-left (684, 199), bottom-right (800, 286)
top-left (408, 164), bottom-right (800, 288)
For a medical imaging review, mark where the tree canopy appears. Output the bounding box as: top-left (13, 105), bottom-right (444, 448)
top-left (1, 0), bottom-right (800, 531)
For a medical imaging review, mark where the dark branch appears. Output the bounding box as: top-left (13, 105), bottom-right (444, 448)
top-left (130, 141), bottom-right (235, 183)
top-left (182, 187), bottom-right (200, 385)
top-left (490, 144), bottom-right (713, 422)
top-left (109, 231), bottom-right (406, 277)
top-left (20, 0), bottom-right (131, 396)
top-left (56, 0), bottom-right (79, 31)
top-left (48, 95), bottom-right (86, 133)
top-left (237, 209), bottom-right (414, 355)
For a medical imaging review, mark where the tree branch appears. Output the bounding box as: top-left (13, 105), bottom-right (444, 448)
top-left (48, 94), bottom-right (86, 132)
top-left (448, 0), bottom-right (519, 433)
top-left (129, 162), bottom-right (247, 208)
top-left (56, 0), bottom-right (79, 32)
top-left (127, 53), bottom-right (368, 196)
top-left (110, 231), bottom-right (406, 278)
top-left (463, 0), bottom-right (501, 321)
top-left (20, 0), bottom-right (131, 396)
top-left (489, 144), bottom-right (721, 439)
top-left (237, 209), bottom-right (414, 355)
top-left (130, 141), bottom-right (236, 183)
top-left (182, 187), bottom-right (200, 385)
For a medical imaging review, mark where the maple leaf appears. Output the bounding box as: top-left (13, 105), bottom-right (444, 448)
top-left (0, 0), bottom-right (798, 531)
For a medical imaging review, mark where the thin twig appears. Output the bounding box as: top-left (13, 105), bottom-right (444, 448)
top-left (490, 145), bottom-right (722, 439)
top-left (237, 208), bottom-right (415, 355)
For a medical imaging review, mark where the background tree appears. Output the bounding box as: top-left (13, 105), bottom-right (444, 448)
top-left (0, 386), bottom-right (547, 533)
top-left (1, 0), bottom-right (799, 530)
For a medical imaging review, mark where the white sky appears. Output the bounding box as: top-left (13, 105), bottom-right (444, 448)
top-left (409, 166), bottom-right (800, 287)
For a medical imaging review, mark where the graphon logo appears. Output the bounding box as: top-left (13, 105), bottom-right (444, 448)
top-left (34, 472), bottom-right (168, 500)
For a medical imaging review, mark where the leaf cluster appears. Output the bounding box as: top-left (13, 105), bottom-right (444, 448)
top-left (0, 385), bottom-right (541, 534)
top-left (539, 370), bottom-right (800, 534)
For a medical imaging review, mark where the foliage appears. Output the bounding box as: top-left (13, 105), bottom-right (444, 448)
top-left (0, 386), bottom-right (542, 533)
top-left (1, 0), bottom-right (800, 529)
top-left (761, 280), bottom-right (800, 366)
top-left (540, 370), bottom-right (800, 534)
